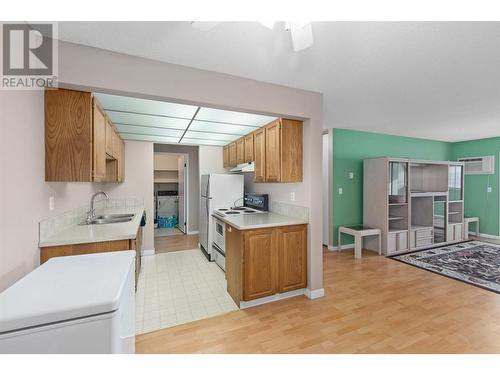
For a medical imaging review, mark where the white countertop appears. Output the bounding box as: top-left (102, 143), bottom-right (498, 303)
top-left (214, 212), bottom-right (308, 230)
top-left (39, 205), bottom-right (144, 247)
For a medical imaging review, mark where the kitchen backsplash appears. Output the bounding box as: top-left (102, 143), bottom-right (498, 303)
top-left (270, 201), bottom-right (309, 221)
top-left (39, 198), bottom-right (143, 244)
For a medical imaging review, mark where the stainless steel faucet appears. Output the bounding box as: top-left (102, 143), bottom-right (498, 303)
top-left (86, 191), bottom-right (109, 224)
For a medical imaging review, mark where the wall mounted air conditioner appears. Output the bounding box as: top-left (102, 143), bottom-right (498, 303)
top-left (458, 156), bottom-right (495, 175)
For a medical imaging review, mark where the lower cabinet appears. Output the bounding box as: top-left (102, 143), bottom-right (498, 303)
top-left (447, 223), bottom-right (463, 242)
top-left (387, 230), bottom-right (408, 254)
top-left (40, 229), bottom-right (142, 287)
top-left (226, 224), bottom-right (307, 306)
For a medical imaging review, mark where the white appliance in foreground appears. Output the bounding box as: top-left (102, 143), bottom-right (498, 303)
top-left (199, 173), bottom-right (244, 260)
top-left (0, 251), bottom-right (135, 354)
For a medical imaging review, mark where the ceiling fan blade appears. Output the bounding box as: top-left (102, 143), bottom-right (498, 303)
top-left (290, 22), bottom-right (314, 52)
top-left (190, 22), bottom-right (220, 31)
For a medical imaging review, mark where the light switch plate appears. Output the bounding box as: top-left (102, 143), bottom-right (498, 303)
top-left (338, 187), bottom-right (343, 195)
top-left (348, 172), bottom-right (354, 179)
top-left (487, 186), bottom-right (492, 193)
top-left (290, 192), bottom-right (296, 201)
top-left (49, 197), bottom-right (55, 211)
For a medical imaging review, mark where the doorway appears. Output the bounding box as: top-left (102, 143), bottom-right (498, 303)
top-left (154, 152), bottom-right (188, 238)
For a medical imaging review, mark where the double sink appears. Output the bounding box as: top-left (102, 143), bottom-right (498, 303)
top-left (83, 213), bottom-right (135, 225)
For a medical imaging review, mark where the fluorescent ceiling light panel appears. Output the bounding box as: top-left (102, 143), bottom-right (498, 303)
top-left (120, 134), bottom-right (180, 144)
top-left (180, 138), bottom-right (226, 146)
top-left (115, 124), bottom-right (184, 138)
top-left (189, 120), bottom-right (256, 135)
top-left (184, 130), bottom-right (240, 142)
top-left (94, 93), bottom-right (198, 119)
top-left (195, 107), bottom-right (276, 127)
top-left (107, 112), bottom-right (190, 130)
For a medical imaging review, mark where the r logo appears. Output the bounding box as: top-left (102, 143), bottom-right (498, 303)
top-left (2, 23), bottom-right (53, 76)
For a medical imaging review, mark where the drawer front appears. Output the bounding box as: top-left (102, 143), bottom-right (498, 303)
top-left (397, 231), bottom-right (408, 251)
top-left (387, 233), bottom-right (397, 254)
top-left (415, 228), bottom-right (433, 239)
top-left (415, 237), bottom-right (433, 247)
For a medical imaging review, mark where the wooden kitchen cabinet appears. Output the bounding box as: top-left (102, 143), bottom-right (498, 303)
top-left (278, 225), bottom-right (307, 292)
top-left (45, 88), bottom-right (125, 183)
top-left (243, 228), bottom-right (278, 301)
top-left (92, 98), bottom-right (107, 182)
top-left (236, 137), bottom-right (245, 165)
top-left (228, 142), bottom-right (237, 167)
top-left (253, 128), bottom-right (266, 182)
top-left (264, 118), bottom-right (303, 183)
top-left (225, 223), bottom-right (307, 306)
top-left (244, 133), bottom-right (254, 162)
top-left (223, 145), bottom-right (230, 168)
top-left (265, 120), bottom-right (281, 182)
top-left (40, 228), bottom-right (142, 286)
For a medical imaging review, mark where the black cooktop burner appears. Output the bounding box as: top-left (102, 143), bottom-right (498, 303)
top-left (218, 208), bottom-right (229, 211)
top-left (231, 207), bottom-right (246, 210)
top-left (243, 210), bottom-right (255, 213)
top-left (225, 211), bottom-right (241, 214)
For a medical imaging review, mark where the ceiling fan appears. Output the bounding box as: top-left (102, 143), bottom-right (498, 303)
top-left (190, 21), bottom-right (314, 52)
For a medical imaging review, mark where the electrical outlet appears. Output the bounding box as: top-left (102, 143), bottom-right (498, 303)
top-left (338, 187), bottom-right (343, 195)
top-left (348, 172), bottom-right (354, 179)
top-left (290, 192), bottom-right (296, 201)
top-left (487, 186), bottom-right (492, 193)
top-left (49, 197), bottom-right (55, 211)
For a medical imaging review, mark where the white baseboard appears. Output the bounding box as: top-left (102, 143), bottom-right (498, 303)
top-left (470, 232), bottom-right (500, 240)
top-left (239, 289), bottom-right (306, 309)
top-left (336, 244), bottom-right (355, 251)
top-left (327, 245), bottom-right (338, 251)
top-left (188, 230), bottom-right (199, 235)
top-left (305, 288), bottom-right (325, 300)
top-left (142, 249), bottom-right (155, 256)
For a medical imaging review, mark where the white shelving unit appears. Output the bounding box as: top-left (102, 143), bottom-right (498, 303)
top-left (363, 158), bottom-right (465, 256)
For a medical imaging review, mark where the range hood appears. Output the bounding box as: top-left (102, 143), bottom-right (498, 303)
top-left (230, 162), bottom-right (255, 173)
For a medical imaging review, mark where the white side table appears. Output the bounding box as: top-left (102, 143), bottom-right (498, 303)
top-left (338, 225), bottom-right (382, 259)
top-left (464, 217), bottom-right (480, 240)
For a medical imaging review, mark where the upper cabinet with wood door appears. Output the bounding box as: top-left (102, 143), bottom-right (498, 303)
top-left (236, 138), bottom-right (245, 165)
top-left (228, 142), bottom-right (237, 167)
top-left (244, 133), bottom-right (254, 163)
top-left (222, 118), bottom-right (302, 183)
top-left (45, 88), bottom-right (125, 182)
top-left (223, 145), bottom-right (230, 168)
top-left (253, 127), bottom-right (266, 182)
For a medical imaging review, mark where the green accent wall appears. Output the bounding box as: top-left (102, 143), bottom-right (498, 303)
top-left (332, 129), bottom-right (452, 245)
top-left (332, 129), bottom-right (500, 245)
top-left (450, 137), bottom-right (500, 237)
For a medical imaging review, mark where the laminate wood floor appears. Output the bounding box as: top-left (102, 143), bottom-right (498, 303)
top-left (136, 247), bottom-right (500, 353)
top-left (155, 234), bottom-right (199, 254)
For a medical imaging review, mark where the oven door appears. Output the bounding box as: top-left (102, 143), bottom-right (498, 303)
top-left (213, 218), bottom-right (225, 251)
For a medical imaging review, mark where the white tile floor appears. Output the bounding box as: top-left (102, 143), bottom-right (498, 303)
top-left (135, 249), bottom-right (239, 334)
top-left (154, 227), bottom-right (183, 237)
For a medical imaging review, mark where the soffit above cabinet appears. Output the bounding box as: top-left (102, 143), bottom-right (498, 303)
top-left (94, 93), bottom-right (277, 146)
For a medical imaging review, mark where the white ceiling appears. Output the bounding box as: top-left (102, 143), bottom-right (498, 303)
top-left (94, 93), bottom-right (276, 146)
top-left (58, 22), bottom-right (500, 142)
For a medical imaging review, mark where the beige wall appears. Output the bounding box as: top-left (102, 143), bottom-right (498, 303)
top-left (1, 41), bottom-right (323, 294)
top-left (57, 41), bottom-right (324, 294)
top-left (199, 146), bottom-right (225, 175)
top-left (104, 141), bottom-right (154, 251)
top-left (0, 91), bottom-right (154, 291)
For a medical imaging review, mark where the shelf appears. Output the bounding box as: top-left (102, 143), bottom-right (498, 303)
top-left (448, 211), bottom-right (461, 215)
top-left (154, 178), bottom-right (178, 183)
top-left (154, 168), bottom-right (178, 172)
top-left (389, 203), bottom-right (408, 206)
top-left (449, 200), bottom-right (463, 203)
top-left (410, 191), bottom-right (448, 197)
top-left (388, 216), bottom-right (406, 220)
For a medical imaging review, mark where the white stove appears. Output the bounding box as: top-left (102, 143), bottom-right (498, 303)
top-left (214, 206), bottom-right (267, 217)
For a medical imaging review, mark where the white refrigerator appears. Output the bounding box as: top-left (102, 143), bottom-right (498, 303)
top-left (0, 251), bottom-right (135, 354)
top-left (199, 174), bottom-right (244, 260)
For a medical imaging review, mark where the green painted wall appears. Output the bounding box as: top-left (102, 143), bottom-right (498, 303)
top-left (450, 137), bottom-right (500, 237)
top-left (332, 129), bottom-right (500, 245)
top-left (332, 129), bottom-right (452, 245)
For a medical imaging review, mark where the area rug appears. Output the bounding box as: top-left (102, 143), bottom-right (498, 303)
top-left (391, 241), bottom-right (500, 294)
